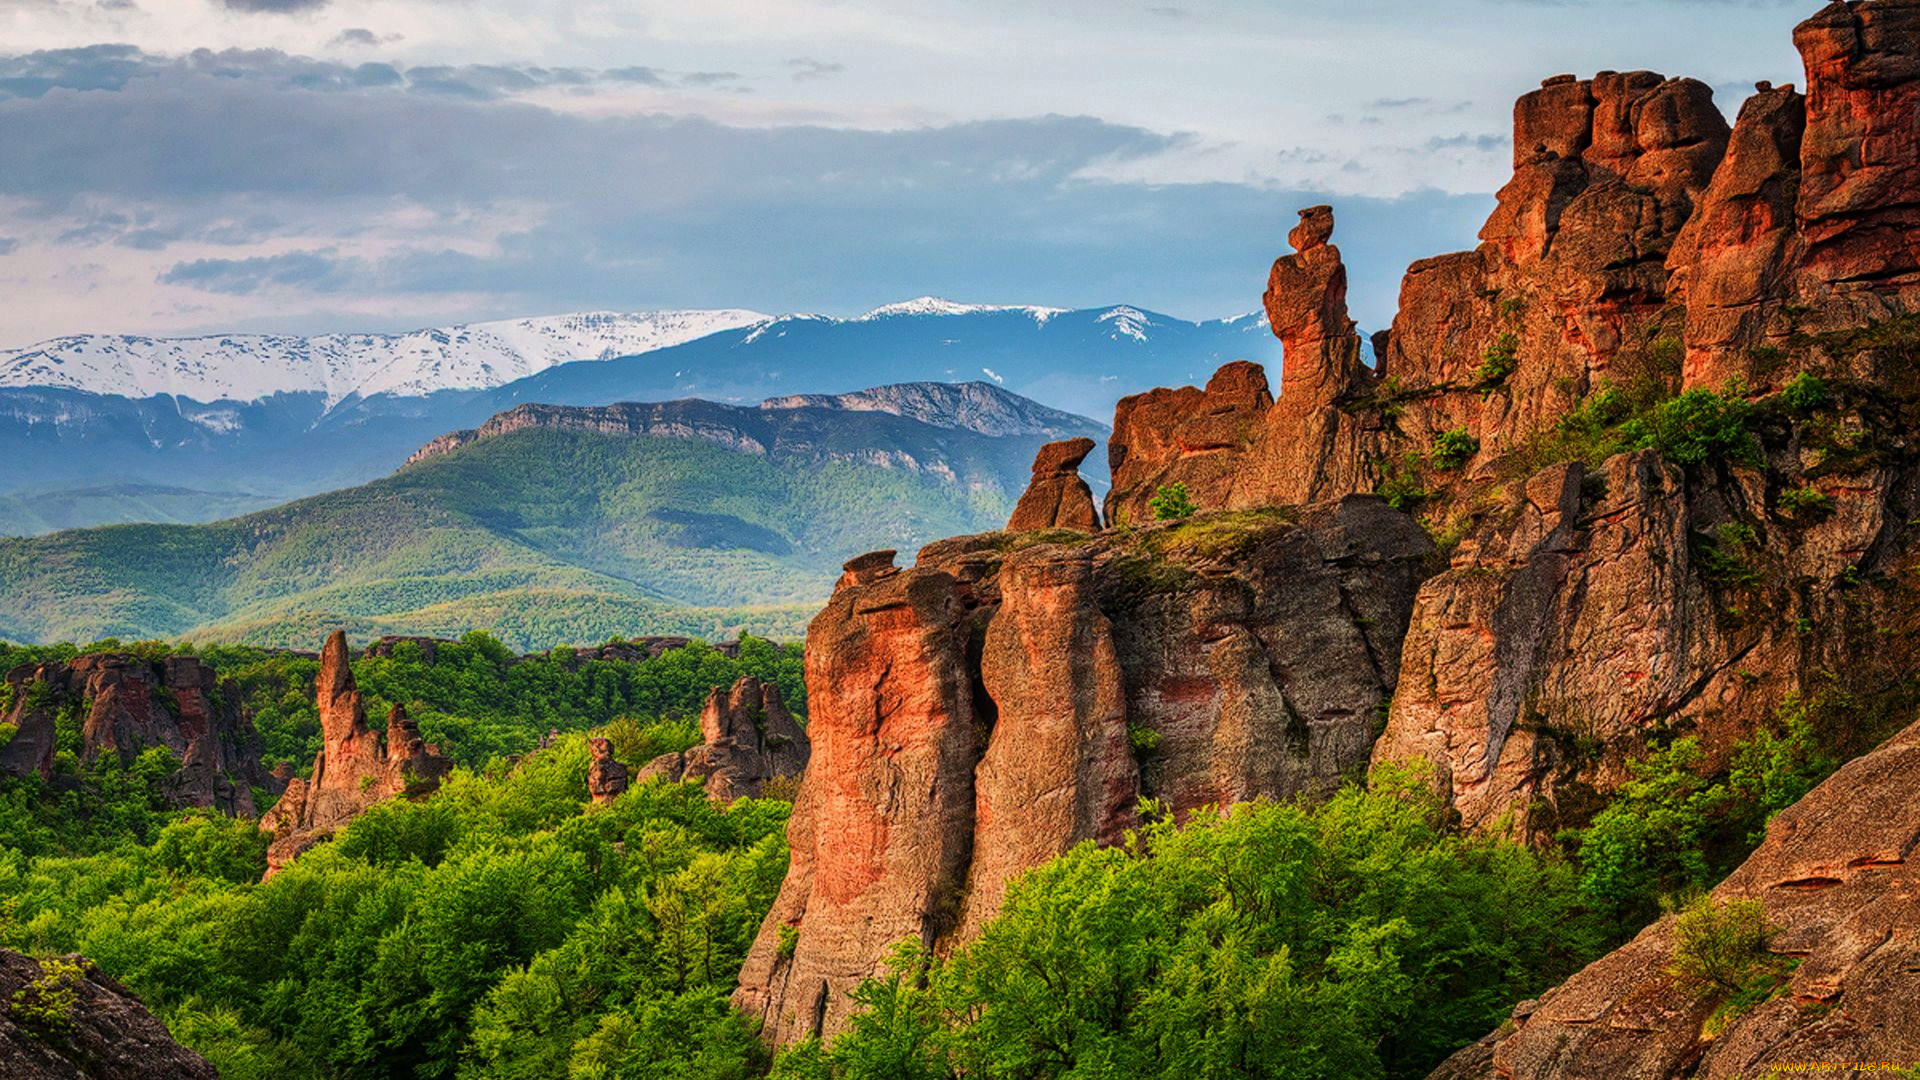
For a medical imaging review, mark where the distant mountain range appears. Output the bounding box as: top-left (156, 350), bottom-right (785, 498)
top-left (0, 381), bottom-right (1105, 650)
top-left (0, 298), bottom-right (1278, 535)
top-left (0, 309), bottom-right (769, 404)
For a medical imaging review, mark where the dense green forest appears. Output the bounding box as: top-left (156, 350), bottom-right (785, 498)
top-left (0, 428), bottom-right (1022, 650)
top-left (0, 624), bottom-right (1860, 1079)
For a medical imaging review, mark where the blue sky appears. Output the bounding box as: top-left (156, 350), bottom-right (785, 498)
top-left (0, 0), bottom-right (1813, 346)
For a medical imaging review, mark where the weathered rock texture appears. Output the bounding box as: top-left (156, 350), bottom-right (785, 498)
top-left (1370, 0), bottom-right (1920, 832)
top-left (586, 737), bottom-right (630, 804)
top-left (1006, 437), bottom-right (1101, 532)
top-left (260, 631), bottom-right (453, 875)
top-left (739, 0), bottom-right (1920, 1052)
top-left (0, 949), bottom-right (218, 1079)
top-left (0, 653), bottom-right (278, 817)
top-left (1433, 715), bottom-right (1920, 1079)
top-left (734, 497), bottom-right (1433, 1043)
top-left (641, 676), bottom-right (810, 802)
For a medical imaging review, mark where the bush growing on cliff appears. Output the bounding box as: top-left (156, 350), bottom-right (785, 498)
top-left (1429, 428), bottom-right (1479, 470)
top-left (1621, 387), bottom-right (1760, 467)
top-left (1571, 699), bottom-right (1840, 932)
top-left (1149, 483), bottom-right (1198, 521)
top-left (783, 768), bottom-right (1605, 1080)
top-left (1665, 895), bottom-right (1795, 1033)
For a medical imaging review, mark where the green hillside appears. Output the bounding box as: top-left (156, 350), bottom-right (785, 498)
top-left (0, 427), bottom-right (1019, 649)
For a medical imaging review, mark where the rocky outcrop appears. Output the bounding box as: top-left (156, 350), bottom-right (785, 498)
top-left (1435, 715), bottom-right (1920, 1079)
top-left (1006, 437), bottom-right (1100, 532)
top-left (260, 631), bottom-right (453, 875)
top-left (1105, 208), bottom-right (1375, 522)
top-left (640, 676), bottom-right (810, 802)
top-left (737, 0), bottom-right (1920, 1051)
top-left (586, 737), bottom-right (629, 804)
top-left (734, 497), bottom-right (1433, 1043)
top-left (0, 653), bottom-right (278, 817)
top-left (0, 949), bottom-right (217, 1079)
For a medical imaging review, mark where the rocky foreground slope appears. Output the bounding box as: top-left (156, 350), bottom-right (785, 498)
top-left (1437, 715), bottom-right (1920, 1078)
top-left (733, 0), bottom-right (1920, 1057)
top-left (0, 950), bottom-right (216, 1079)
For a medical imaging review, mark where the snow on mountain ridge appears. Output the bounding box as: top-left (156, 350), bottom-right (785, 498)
top-left (0, 309), bottom-right (770, 406)
top-left (857, 296), bottom-right (1067, 322)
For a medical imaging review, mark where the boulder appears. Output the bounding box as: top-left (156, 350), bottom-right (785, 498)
top-left (0, 949), bottom-right (217, 1079)
top-left (586, 737), bottom-right (629, 804)
top-left (1006, 437), bottom-right (1101, 532)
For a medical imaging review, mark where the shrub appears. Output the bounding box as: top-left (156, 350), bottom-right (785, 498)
top-left (1621, 388), bottom-right (1760, 466)
top-left (1149, 482), bottom-right (1198, 521)
top-left (1574, 738), bottom-right (1727, 932)
top-left (1476, 332), bottom-right (1520, 387)
top-left (1429, 428), bottom-right (1480, 470)
top-left (10, 956), bottom-right (84, 1036)
top-left (1777, 485), bottom-right (1834, 520)
top-left (1780, 371), bottom-right (1830, 412)
top-left (1377, 455), bottom-right (1429, 510)
top-left (1665, 896), bottom-right (1795, 1032)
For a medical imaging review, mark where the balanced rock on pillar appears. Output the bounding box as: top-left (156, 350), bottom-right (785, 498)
top-left (1006, 437), bottom-right (1101, 532)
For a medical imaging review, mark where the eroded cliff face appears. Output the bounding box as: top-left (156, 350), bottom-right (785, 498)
top-left (260, 631), bottom-right (453, 875)
top-left (740, 0), bottom-right (1920, 1051)
top-left (734, 498), bottom-right (1433, 1042)
top-left (1432, 715), bottom-right (1920, 1079)
top-left (0, 653), bottom-right (278, 817)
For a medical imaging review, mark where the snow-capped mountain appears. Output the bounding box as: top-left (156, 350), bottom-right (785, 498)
top-left (0, 309), bottom-right (769, 406)
top-left (856, 296), bottom-right (1067, 322)
top-left (0, 298), bottom-right (1284, 536)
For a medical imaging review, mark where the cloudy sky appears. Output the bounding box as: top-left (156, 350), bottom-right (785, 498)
top-left (0, 0), bottom-right (1813, 346)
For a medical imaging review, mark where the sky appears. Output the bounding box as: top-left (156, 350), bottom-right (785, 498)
top-left (0, 0), bottom-right (1816, 347)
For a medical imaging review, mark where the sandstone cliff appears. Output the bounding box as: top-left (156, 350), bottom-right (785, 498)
top-left (639, 675), bottom-right (810, 802)
top-left (736, 0), bottom-right (1920, 1052)
top-left (260, 631), bottom-right (453, 875)
top-left (0, 653), bottom-right (278, 817)
top-left (734, 498), bottom-right (1433, 1042)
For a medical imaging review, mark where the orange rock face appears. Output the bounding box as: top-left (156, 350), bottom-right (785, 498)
top-left (742, 0), bottom-right (1920, 1054)
top-left (734, 500), bottom-right (1433, 1043)
top-left (642, 676), bottom-right (811, 802)
top-left (1006, 437), bottom-right (1101, 532)
top-left (259, 631), bottom-right (453, 876)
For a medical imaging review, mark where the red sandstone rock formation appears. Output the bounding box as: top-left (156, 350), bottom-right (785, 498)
top-left (260, 631), bottom-right (453, 875)
top-left (1431, 715), bottom-right (1920, 1079)
top-left (0, 949), bottom-right (218, 1079)
top-left (1105, 361), bottom-right (1273, 524)
top-left (742, 0), bottom-right (1920, 1051)
top-left (0, 653), bottom-right (278, 817)
top-left (1006, 437), bottom-right (1101, 532)
top-left (734, 498), bottom-right (1433, 1043)
top-left (586, 737), bottom-right (630, 804)
top-left (640, 676), bottom-right (810, 802)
